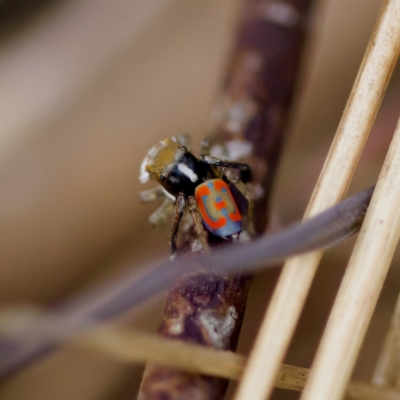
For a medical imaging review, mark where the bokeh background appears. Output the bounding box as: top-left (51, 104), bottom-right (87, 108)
top-left (0, 1), bottom-right (399, 399)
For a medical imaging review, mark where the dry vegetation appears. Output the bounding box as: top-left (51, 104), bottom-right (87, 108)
top-left (1, 1), bottom-right (400, 399)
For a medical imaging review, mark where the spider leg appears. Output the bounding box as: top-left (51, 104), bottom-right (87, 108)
top-left (199, 136), bottom-right (212, 157)
top-left (139, 186), bottom-right (167, 203)
top-left (140, 186), bottom-right (175, 226)
top-left (200, 155), bottom-right (252, 182)
top-left (169, 192), bottom-right (186, 255)
top-left (176, 134), bottom-right (192, 152)
top-left (148, 198), bottom-right (175, 226)
top-left (187, 196), bottom-right (210, 253)
top-left (220, 166), bottom-right (255, 235)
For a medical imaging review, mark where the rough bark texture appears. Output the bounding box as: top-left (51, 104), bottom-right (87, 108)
top-left (139, 273), bottom-right (250, 400)
top-left (214, 0), bottom-right (313, 232)
top-left (138, 0), bottom-right (313, 398)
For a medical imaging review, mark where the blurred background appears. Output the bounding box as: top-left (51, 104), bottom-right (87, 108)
top-left (0, 0), bottom-right (399, 399)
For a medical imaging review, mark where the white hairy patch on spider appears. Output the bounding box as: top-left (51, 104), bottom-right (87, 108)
top-left (139, 140), bottom-right (169, 183)
top-left (177, 163), bottom-right (198, 182)
top-left (198, 306), bottom-right (238, 349)
top-left (139, 155), bottom-right (151, 183)
top-left (257, 1), bottom-right (300, 27)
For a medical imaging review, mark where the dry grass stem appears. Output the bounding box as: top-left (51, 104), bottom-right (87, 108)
top-left (234, 1), bottom-right (400, 399)
top-left (373, 292), bottom-right (400, 388)
top-left (69, 325), bottom-right (399, 399)
top-left (300, 112), bottom-right (400, 399)
top-left (76, 326), bottom-right (245, 380)
top-left (346, 381), bottom-right (400, 400)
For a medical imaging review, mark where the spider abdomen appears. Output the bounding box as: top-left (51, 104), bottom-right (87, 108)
top-left (195, 179), bottom-right (242, 238)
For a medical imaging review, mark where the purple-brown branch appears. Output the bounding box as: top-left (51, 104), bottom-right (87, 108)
top-left (214, 0), bottom-right (312, 232)
top-left (138, 1), bottom-right (313, 399)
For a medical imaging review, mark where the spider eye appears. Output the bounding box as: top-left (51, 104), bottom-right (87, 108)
top-left (160, 174), bottom-right (166, 181)
top-left (181, 146), bottom-right (187, 152)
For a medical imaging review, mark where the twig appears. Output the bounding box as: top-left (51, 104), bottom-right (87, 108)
top-left (138, 0), bottom-right (312, 398)
top-left (234, 1), bottom-right (400, 399)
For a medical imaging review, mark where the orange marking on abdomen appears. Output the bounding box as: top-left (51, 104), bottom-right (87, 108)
top-left (195, 184), bottom-right (226, 229)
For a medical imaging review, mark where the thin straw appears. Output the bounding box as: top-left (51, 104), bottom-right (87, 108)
top-left (372, 291), bottom-right (400, 388)
top-left (234, 1), bottom-right (400, 399)
top-left (0, 309), bottom-right (398, 400)
top-left (74, 325), bottom-right (400, 399)
top-left (300, 115), bottom-right (400, 399)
